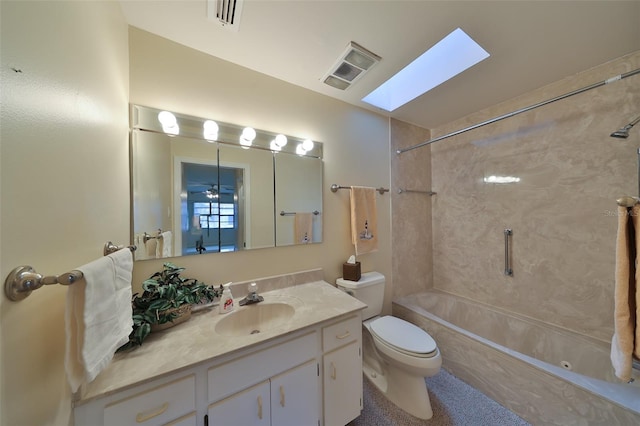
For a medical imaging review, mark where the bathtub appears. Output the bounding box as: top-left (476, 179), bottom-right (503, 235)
top-left (392, 290), bottom-right (640, 425)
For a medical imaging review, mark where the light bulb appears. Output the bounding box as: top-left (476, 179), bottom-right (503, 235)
top-left (275, 134), bottom-right (287, 147)
top-left (158, 111), bottom-right (179, 135)
top-left (158, 111), bottom-right (177, 127)
top-left (241, 127), bottom-right (256, 141)
top-left (296, 144), bottom-right (307, 156)
top-left (203, 120), bottom-right (219, 142)
top-left (302, 139), bottom-right (314, 151)
top-left (240, 127), bottom-right (256, 149)
top-left (270, 140), bottom-right (282, 152)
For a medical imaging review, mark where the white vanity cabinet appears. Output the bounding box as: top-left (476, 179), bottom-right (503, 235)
top-left (73, 310), bottom-right (363, 426)
top-left (321, 315), bottom-right (363, 426)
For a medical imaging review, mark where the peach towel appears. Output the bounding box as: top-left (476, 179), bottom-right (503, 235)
top-left (294, 212), bottom-right (313, 244)
top-left (350, 186), bottom-right (378, 255)
top-left (611, 204), bottom-right (640, 382)
top-left (145, 237), bottom-right (158, 259)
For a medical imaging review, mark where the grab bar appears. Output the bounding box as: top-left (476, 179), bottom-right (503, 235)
top-left (397, 188), bottom-right (437, 196)
top-left (504, 229), bottom-right (513, 276)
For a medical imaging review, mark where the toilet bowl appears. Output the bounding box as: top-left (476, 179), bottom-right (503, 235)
top-left (336, 272), bottom-right (442, 420)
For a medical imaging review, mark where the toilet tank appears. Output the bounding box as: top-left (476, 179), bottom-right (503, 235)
top-left (336, 271), bottom-right (385, 320)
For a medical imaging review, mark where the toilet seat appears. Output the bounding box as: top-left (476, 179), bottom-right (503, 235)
top-left (369, 316), bottom-right (437, 358)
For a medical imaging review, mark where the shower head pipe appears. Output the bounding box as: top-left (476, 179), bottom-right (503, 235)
top-left (611, 115), bottom-right (640, 139)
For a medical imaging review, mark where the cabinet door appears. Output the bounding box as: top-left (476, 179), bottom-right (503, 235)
top-left (271, 360), bottom-right (319, 426)
top-left (208, 380), bottom-right (271, 426)
top-left (323, 341), bottom-right (362, 426)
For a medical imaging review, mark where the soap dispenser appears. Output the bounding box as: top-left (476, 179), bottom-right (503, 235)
top-left (219, 283), bottom-right (234, 314)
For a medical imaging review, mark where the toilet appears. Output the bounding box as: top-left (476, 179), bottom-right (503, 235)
top-left (336, 271), bottom-right (442, 420)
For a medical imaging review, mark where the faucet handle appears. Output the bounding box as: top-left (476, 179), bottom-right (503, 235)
top-left (248, 282), bottom-right (258, 294)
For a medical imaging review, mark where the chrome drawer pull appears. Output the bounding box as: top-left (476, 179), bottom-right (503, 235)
top-left (280, 385), bottom-right (285, 407)
top-left (135, 402), bottom-right (169, 423)
top-left (257, 395), bottom-right (263, 419)
top-left (336, 331), bottom-right (351, 339)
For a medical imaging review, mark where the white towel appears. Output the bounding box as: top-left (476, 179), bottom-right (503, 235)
top-left (350, 186), bottom-right (378, 255)
top-left (157, 231), bottom-right (172, 258)
top-left (134, 233), bottom-right (148, 260)
top-left (65, 249), bottom-right (133, 392)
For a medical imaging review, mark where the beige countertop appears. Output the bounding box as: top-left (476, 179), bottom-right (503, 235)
top-left (76, 280), bottom-right (366, 405)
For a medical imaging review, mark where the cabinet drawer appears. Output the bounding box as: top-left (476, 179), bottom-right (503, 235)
top-left (322, 315), bottom-right (360, 352)
top-left (165, 412), bottom-right (197, 426)
top-left (103, 375), bottom-right (195, 426)
top-left (208, 331), bottom-right (317, 402)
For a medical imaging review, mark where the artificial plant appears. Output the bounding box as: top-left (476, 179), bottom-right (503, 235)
top-left (118, 262), bottom-right (220, 351)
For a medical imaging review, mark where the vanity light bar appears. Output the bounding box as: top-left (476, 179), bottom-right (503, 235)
top-left (132, 105), bottom-right (323, 158)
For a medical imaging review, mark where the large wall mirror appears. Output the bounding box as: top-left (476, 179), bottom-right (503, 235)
top-left (131, 105), bottom-right (323, 261)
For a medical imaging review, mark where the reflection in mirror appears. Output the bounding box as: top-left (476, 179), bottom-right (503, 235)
top-left (275, 154), bottom-right (322, 246)
top-left (130, 105), bottom-right (323, 261)
top-left (218, 143), bottom-right (275, 250)
top-left (180, 161), bottom-right (246, 255)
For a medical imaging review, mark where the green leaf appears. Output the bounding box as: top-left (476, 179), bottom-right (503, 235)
top-left (149, 299), bottom-right (171, 311)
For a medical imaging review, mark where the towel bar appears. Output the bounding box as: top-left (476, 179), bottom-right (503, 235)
top-left (4, 243), bottom-right (136, 301)
top-left (397, 188), bottom-right (437, 195)
top-left (142, 229), bottom-right (163, 243)
top-left (330, 184), bottom-right (389, 195)
top-left (280, 210), bottom-right (320, 216)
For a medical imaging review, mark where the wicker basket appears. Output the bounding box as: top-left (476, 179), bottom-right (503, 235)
top-left (151, 304), bottom-right (192, 332)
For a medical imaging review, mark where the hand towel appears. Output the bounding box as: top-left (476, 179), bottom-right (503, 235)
top-left (145, 237), bottom-right (158, 259)
top-left (65, 248), bottom-right (133, 392)
top-left (158, 231), bottom-right (172, 258)
top-left (134, 233), bottom-right (148, 260)
top-left (611, 204), bottom-right (640, 382)
top-left (294, 213), bottom-right (313, 244)
top-left (350, 186), bottom-right (378, 255)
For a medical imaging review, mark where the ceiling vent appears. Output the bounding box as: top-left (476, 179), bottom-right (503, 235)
top-left (322, 42), bottom-right (381, 90)
top-left (207, 0), bottom-right (244, 31)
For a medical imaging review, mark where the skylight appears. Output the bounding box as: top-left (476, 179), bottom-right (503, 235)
top-left (362, 28), bottom-right (490, 112)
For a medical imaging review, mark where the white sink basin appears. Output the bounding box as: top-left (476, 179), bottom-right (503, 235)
top-left (215, 302), bottom-right (295, 336)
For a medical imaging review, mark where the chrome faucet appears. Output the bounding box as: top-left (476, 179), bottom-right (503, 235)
top-left (239, 282), bottom-right (264, 306)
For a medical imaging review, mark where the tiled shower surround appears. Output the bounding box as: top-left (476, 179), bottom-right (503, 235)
top-left (390, 51), bottom-right (640, 422)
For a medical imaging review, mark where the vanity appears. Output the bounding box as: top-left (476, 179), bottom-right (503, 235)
top-left (73, 274), bottom-right (366, 426)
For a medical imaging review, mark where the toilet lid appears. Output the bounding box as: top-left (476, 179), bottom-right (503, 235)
top-left (370, 316), bottom-right (437, 355)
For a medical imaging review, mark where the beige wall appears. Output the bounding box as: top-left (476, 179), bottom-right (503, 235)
top-left (429, 51), bottom-right (640, 343)
top-left (390, 119), bottom-right (433, 299)
top-left (5, 2), bottom-right (635, 425)
top-left (128, 27), bottom-right (392, 309)
top-left (0, 2), bottom-right (130, 425)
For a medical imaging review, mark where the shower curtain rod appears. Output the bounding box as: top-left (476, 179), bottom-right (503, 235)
top-left (397, 68), bottom-right (640, 155)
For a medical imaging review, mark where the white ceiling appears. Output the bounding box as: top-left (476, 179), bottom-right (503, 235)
top-left (120, 1), bottom-right (640, 130)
